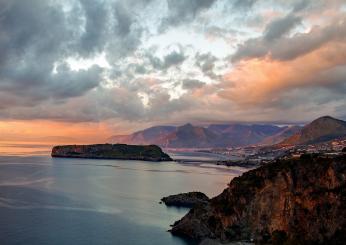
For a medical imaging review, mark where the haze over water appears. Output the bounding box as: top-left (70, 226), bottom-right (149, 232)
top-left (0, 145), bottom-right (247, 245)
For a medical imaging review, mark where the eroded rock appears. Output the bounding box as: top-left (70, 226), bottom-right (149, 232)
top-left (170, 154), bottom-right (346, 244)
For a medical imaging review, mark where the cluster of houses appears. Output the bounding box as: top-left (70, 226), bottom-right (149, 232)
top-left (204, 138), bottom-right (346, 166)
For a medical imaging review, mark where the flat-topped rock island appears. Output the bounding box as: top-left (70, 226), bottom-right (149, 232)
top-left (51, 144), bottom-right (173, 162)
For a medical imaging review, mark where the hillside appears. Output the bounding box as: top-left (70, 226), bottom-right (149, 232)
top-left (281, 116), bottom-right (346, 145)
top-left (260, 125), bottom-right (302, 145)
top-left (163, 123), bottom-right (219, 148)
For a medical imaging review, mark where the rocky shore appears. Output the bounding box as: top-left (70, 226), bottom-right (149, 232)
top-left (170, 153), bottom-right (346, 244)
top-left (161, 192), bottom-right (209, 208)
top-left (51, 144), bottom-right (173, 162)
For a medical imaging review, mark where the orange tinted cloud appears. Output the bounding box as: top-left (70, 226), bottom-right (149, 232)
top-left (220, 40), bottom-right (346, 106)
top-left (0, 120), bottom-right (114, 143)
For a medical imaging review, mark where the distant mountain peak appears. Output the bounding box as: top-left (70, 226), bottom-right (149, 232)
top-left (310, 115), bottom-right (340, 123)
top-left (281, 116), bottom-right (346, 145)
top-left (180, 123), bottom-right (194, 128)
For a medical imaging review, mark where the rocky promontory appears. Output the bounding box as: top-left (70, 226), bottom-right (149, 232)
top-left (161, 192), bottom-right (209, 208)
top-left (170, 153), bottom-right (346, 244)
top-left (51, 144), bottom-right (172, 162)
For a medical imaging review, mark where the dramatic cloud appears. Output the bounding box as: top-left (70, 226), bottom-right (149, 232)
top-left (222, 39), bottom-right (346, 108)
top-left (232, 16), bottom-right (346, 62)
top-left (232, 0), bottom-right (258, 10)
top-left (263, 14), bottom-right (302, 41)
top-left (160, 0), bottom-right (217, 31)
top-left (0, 0), bottom-right (345, 138)
top-left (182, 79), bottom-right (205, 90)
top-left (164, 51), bottom-right (185, 67)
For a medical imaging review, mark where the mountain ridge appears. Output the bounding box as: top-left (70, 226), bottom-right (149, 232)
top-left (108, 123), bottom-right (292, 148)
top-left (108, 116), bottom-right (346, 148)
top-left (280, 116), bottom-right (346, 145)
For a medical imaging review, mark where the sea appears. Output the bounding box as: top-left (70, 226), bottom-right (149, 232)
top-left (0, 142), bottom-right (248, 245)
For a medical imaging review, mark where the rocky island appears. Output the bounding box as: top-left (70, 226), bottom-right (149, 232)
top-left (170, 153), bottom-right (346, 244)
top-left (51, 144), bottom-right (173, 162)
top-left (161, 192), bottom-right (209, 208)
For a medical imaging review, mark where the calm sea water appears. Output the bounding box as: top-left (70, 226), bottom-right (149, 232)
top-left (0, 151), bottom-right (247, 245)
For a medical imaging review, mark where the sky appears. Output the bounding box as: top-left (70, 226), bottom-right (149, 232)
top-left (0, 0), bottom-right (346, 141)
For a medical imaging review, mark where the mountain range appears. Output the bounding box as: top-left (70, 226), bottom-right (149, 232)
top-left (108, 116), bottom-right (346, 148)
top-left (108, 122), bottom-right (296, 148)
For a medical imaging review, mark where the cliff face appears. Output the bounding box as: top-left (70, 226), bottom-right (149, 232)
top-left (171, 154), bottom-right (346, 244)
top-left (51, 144), bottom-right (172, 162)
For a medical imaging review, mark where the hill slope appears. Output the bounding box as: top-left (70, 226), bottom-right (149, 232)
top-left (281, 116), bottom-right (346, 145)
top-left (163, 123), bottom-right (220, 148)
top-left (260, 125), bottom-right (302, 145)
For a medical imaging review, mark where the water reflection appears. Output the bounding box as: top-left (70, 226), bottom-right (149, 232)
top-left (0, 153), bottom-right (247, 245)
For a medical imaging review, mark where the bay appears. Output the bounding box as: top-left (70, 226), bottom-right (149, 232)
top-left (0, 154), bottom-right (247, 245)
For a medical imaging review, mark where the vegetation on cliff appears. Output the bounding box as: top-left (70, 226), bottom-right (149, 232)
top-left (170, 153), bottom-right (346, 244)
top-left (51, 144), bottom-right (172, 162)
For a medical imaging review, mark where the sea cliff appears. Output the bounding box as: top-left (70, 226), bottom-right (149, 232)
top-left (51, 144), bottom-right (172, 162)
top-left (170, 153), bottom-right (346, 244)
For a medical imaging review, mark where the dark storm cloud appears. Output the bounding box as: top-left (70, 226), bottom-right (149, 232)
top-left (264, 14), bottom-right (302, 41)
top-left (114, 2), bottom-right (133, 36)
top-left (292, 0), bottom-right (310, 12)
top-left (232, 0), bottom-right (257, 10)
top-left (0, 0), bottom-right (145, 119)
top-left (0, 0), bottom-right (73, 63)
top-left (0, 0), bottom-right (99, 106)
top-left (182, 79), bottom-right (205, 90)
top-left (303, 65), bottom-right (346, 94)
top-left (232, 16), bottom-right (346, 62)
top-left (79, 0), bottom-right (110, 56)
top-left (0, 0), bottom-right (109, 110)
top-left (6, 83), bottom-right (194, 123)
top-left (163, 50), bottom-right (186, 68)
top-left (160, 0), bottom-right (217, 31)
top-left (48, 65), bottom-right (103, 99)
top-left (141, 47), bottom-right (187, 71)
top-left (195, 52), bottom-right (217, 78)
top-left (260, 85), bottom-right (346, 112)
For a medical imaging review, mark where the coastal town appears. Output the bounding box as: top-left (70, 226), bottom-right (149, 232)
top-left (193, 138), bottom-right (346, 167)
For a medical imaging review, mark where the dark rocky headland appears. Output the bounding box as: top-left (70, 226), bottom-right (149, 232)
top-left (170, 153), bottom-right (346, 244)
top-left (161, 192), bottom-right (209, 208)
top-left (51, 144), bottom-right (172, 162)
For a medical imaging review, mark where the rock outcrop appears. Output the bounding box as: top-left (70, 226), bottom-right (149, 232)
top-left (51, 144), bottom-right (172, 162)
top-left (161, 192), bottom-right (209, 208)
top-left (170, 154), bottom-right (346, 244)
